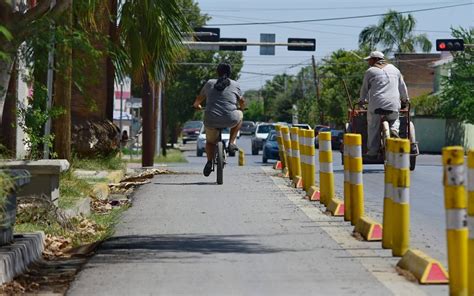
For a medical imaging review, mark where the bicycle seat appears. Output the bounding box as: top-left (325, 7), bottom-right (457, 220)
top-left (374, 108), bottom-right (394, 116)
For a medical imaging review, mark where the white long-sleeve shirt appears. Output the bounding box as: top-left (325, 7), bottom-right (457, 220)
top-left (360, 63), bottom-right (409, 113)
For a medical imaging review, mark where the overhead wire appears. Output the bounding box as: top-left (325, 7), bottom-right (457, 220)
top-left (208, 3), bottom-right (473, 26)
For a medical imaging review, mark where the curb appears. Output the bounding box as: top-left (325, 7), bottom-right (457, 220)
top-left (354, 216), bottom-right (383, 241)
top-left (396, 249), bottom-right (449, 284)
top-left (327, 198), bottom-right (345, 216)
top-left (306, 185), bottom-right (320, 201)
top-left (106, 170), bottom-right (125, 183)
top-left (292, 176), bottom-right (303, 188)
top-left (0, 232), bottom-right (45, 285)
top-left (273, 161), bottom-right (282, 170)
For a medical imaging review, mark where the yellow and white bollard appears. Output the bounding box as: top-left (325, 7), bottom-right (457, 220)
top-left (290, 127), bottom-right (303, 188)
top-left (299, 128), bottom-right (308, 191)
top-left (281, 126), bottom-right (292, 179)
top-left (467, 150), bottom-right (474, 296)
top-left (382, 138), bottom-right (395, 249)
top-left (347, 134), bottom-right (364, 226)
top-left (274, 125), bottom-right (285, 170)
top-left (306, 129), bottom-right (320, 201)
top-left (442, 146), bottom-right (468, 295)
top-left (318, 131), bottom-right (334, 207)
top-left (392, 139), bottom-right (410, 257)
top-left (238, 149), bottom-right (245, 166)
top-left (343, 134), bottom-right (351, 221)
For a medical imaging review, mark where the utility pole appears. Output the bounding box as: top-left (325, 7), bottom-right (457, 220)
top-left (311, 55), bottom-right (323, 125)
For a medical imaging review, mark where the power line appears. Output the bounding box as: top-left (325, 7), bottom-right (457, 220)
top-left (201, 1), bottom-right (465, 12)
top-left (208, 3), bottom-right (473, 26)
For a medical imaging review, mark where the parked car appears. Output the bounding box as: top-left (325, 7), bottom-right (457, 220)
top-left (240, 121), bottom-right (256, 135)
top-left (181, 121), bottom-right (203, 144)
top-left (314, 124), bottom-right (330, 136)
top-left (330, 130), bottom-right (344, 150)
top-left (262, 131), bottom-right (279, 163)
top-left (314, 127), bottom-right (331, 148)
top-left (196, 125), bottom-right (230, 157)
top-left (251, 123), bottom-right (275, 155)
top-left (290, 123), bottom-right (311, 130)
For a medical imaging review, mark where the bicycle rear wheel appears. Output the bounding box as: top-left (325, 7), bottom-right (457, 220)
top-left (216, 141), bottom-right (224, 184)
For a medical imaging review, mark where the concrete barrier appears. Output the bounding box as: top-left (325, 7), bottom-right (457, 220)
top-left (396, 249), bottom-right (449, 284)
top-left (442, 146), bottom-right (468, 295)
top-left (354, 216), bottom-right (383, 241)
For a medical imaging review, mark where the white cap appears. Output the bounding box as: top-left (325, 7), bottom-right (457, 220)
top-left (364, 51), bottom-right (384, 60)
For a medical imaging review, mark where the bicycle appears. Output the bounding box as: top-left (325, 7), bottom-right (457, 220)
top-left (213, 128), bottom-right (227, 185)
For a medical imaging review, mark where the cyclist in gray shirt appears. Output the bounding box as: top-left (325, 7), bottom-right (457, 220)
top-left (359, 51), bottom-right (409, 158)
top-left (193, 63), bottom-right (245, 176)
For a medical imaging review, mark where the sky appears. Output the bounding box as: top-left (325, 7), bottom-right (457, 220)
top-left (195, 0), bottom-right (473, 91)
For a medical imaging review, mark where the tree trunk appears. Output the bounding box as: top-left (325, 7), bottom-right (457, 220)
top-left (141, 69), bottom-right (154, 167)
top-left (161, 88), bottom-right (167, 157)
top-left (0, 58), bottom-right (14, 125)
top-left (52, 2), bottom-right (72, 161)
top-left (0, 60), bottom-right (17, 156)
top-left (105, 0), bottom-right (117, 121)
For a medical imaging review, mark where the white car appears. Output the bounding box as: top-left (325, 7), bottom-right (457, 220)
top-left (196, 126), bottom-right (230, 157)
top-left (251, 123), bottom-right (275, 155)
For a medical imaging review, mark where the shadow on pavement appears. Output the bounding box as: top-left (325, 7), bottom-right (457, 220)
top-left (89, 234), bottom-right (291, 264)
top-left (153, 181), bottom-right (217, 186)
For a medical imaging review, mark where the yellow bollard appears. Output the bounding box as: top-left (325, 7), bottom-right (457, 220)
top-left (442, 146), bottom-right (468, 296)
top-left (343, 134), bottom-right (351, 222)
top-left (318, 131), bottom-right (334, 206)
top-left (306, 130), bottom-right (316, 193)
top-left (347, 134), bottom-right (364, 226)
top-left (275, 125), bottom-right (286, 170)
top-left (382, 139), bottom-right (395, 249)
top-left (467, 150), bottom-right (474, 296)
top-left (290, 127), bottom-right (302, 188)
top-left (299, 128), bottom-right (308, 191)
top-left (392, 139), bottom-right (410, 257)
top-left (238, 149), bottom-right (245, 166)
top-left (281, 126), bottom-right (292, 179)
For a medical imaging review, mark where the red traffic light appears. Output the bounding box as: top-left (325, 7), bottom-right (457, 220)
top-left (436, 39), bottom-right (464, 51)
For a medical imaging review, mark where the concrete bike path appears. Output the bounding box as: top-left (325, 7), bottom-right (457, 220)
top-left (68, 164), bottom-right (419, 295)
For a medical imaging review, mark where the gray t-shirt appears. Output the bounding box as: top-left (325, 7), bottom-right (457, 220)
top-left (200, 79), bottom-right (242, 128)
top-left (360, 63), bottom-right (409, 113)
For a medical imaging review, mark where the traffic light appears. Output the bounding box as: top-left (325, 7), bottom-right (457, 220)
top-left (194, 27), bottom-right (220, 42)
top-left (436, 39), bottom-right (464, 51)
top-left (219, 38), bottom-right (247, 51)
top-left (288, 38), bottom-right (316, 51)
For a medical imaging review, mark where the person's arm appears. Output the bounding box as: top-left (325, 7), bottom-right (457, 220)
top-left (359, 71), bottom-right (370, 105)
top-left (238, 96), bottom-right (246, 110)
top-left (398, 73), bottom-right (409, 102)
top-left (193, 82), bottom-right (208, 109)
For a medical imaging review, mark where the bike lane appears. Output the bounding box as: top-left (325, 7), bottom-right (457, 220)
top-left (68, 161), bottom-right (417, 295)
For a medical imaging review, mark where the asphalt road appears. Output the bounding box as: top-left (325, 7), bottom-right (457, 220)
top-left (68, 135), bottom-right (449, 295)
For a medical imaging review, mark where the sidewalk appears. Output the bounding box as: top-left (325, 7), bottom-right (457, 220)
top-left (68, 163), bottom-right (424, 296)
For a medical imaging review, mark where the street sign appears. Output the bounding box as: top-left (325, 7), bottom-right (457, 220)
top-left (219, 38), bottom-right (247, 51)
top-left (436, 39), bottom-right (464, 51)
top-left (260, 33), bottom-right (276, 55)
top-left (288, 38), bottom-right (316, 51)
top-left (193, 27), bottom-right (220, 42)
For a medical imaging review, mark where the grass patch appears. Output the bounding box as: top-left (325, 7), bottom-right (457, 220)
top-left (59, 171), bottom-right (92, 209)
top-left (72, 155), bottom-right (125, 171)
top-left (127, 148), bottom-right (187, 164)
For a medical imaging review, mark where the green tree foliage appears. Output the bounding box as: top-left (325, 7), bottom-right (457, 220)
top-left (439, 27), bottom-right (474, 124)
top-left (242, 90), bottom-right (264, 122)
top-left (0, 26), bottom-right (12, 61)
top-left (410, 93), bottom-right (441, 117)
top-left (164, 0), bottom-right (244, 143)
top-left (359, 10), bottom-right (431, 54)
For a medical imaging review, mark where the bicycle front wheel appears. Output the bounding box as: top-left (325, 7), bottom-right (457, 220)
top-left (216, 142), bottom-right (224, 184)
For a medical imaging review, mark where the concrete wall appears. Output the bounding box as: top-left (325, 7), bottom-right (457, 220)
top-left (413, 117), bottom-right (474, 153)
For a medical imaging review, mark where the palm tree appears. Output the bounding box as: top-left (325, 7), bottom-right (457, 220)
top-left (359, 10), bottom-right (432, 55)
top-left (118, 0), bottom-right (188, 166)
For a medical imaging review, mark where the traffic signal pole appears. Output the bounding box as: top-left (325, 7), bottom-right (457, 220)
top-left (311, 55), bottom-right (324, 125)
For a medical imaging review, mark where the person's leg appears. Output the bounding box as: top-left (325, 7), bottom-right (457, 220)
top-left (387, 111), bottom-right (400, 137)
top-left (367, 111), bottom-right (381, 156)
top-left (228, 110), bottom-right (243, 151)
top-left (203, 127), bottom-right (218, 176)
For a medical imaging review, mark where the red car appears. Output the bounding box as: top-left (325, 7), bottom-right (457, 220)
top-left (181, 121), bottom-right (203, 144)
